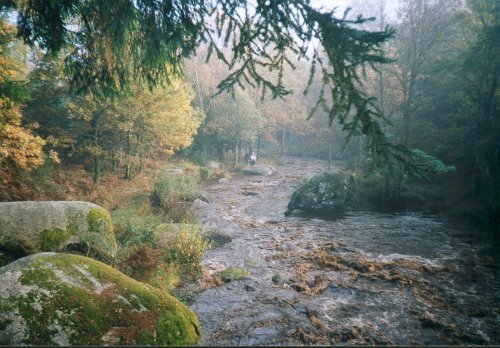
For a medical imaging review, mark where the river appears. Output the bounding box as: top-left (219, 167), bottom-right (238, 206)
top-left (189, 157), bottom-right (499, 345)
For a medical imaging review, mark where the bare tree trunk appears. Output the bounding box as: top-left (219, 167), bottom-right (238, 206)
top-left (125, 130), bottom-right (132, 180)
top-left (257, 133), bottom-right (261, 158)
top-left (91, 111), bottom-right (100, 184)
top-left (233, 142), bottom-right (239, 166)
top-left (328, 137), bottom-right (332, 172)
top-left (280, 130), bottom-right (285, 155)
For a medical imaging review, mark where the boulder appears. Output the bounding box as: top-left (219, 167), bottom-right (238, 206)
top-left (0, 201), bottom-right (117, 264)
top-left (0, 253), bottom-right (202, 345)
top-left (191, 198), bottom-right (208, 209)
top-left (195, 190), bottom-right (212, 204)
top-left (241, 165), bottom-right (276, 176)
top-left (285, 172), bottom-right (357, 216)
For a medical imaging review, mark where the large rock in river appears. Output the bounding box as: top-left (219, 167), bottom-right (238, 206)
top-left (285, 172), bottom-right (357, 216)
top-left (0, 252), bottom-right (202, 345)
top-left (0, 201), bottom-right (117, 264)
top-left (241, 165), bottom-right (276, 176)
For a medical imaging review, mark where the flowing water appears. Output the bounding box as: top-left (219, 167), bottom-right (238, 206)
top-left (189, 157), bottom-right (499, 345)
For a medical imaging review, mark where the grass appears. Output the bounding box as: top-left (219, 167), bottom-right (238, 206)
top-left (220, 267), bottom-right (251, 283)
top-left (112, 192), bottom-right (163, 231)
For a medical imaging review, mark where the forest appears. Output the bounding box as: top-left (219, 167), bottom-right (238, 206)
top-left (0, 0), bottom-right (499, 346)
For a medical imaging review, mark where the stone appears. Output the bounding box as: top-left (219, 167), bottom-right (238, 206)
top-left (196, 190), bottom-right (212, 203)
top-left (0, 201), bottom-right (117, 265)
top-left (0, 253), bottom-right (202, 345)
top-left (192, 199), bottom-right (209, 209)
top-left (241, 165), bottom-right (277, 176)
top-left (285, 172), bottom-right (357, 216)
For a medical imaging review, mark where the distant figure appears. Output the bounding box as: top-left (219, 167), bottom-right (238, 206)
top-left (244, 152), bottom-right (250, 164)
top-left (250, 152), bottom-right (257, 165)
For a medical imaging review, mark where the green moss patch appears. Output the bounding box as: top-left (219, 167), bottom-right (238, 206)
top-left (1, 253), bottom-right (202, 345)
top-left (38, 228), bottom-right (72, 251)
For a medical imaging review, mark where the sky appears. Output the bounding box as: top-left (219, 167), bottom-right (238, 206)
top-left (310, 0), bottom-right (401, 23)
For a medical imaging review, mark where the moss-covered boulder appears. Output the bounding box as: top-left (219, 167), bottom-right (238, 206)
top-left (285, 172), bottom-right (357, 216)
top-left (0, 201), bottom-right (117, 265)
top-left (0, 253), bottom-right (202, 345)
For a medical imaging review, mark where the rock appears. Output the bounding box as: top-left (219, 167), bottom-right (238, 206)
top-left (285, 172), bottom-right (357, 216)
top-left (192, 198), bottom-right (208, 209)
top-left (218, 178), bottom-right (229, 184)
top-left (241, 165), bottom-right (277, 176)
top-left (196, 190), bottom-right (212, 203)
top-left (244, 284), bottom-right (256, 292)
top-left (0, 201), bottom-right (117, 264)
top-left (0, 253), bottom-right (202, 345)
top-left (271, 274), bottom-right (282, 284)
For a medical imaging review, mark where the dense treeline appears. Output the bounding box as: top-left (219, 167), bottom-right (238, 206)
top-left (0, 18), bottom-right (201, 198)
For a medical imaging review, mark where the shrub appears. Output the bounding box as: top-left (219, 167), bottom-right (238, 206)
top-left (151, 172), bottom-right (200, 222)
top-left (164, 224), bottom-right (211, 276)
top-left (117, 222), bottom-right (210, 294)
top-left (220, 267), bottom-right (251, 283)
top-left (116, 222), bottom-right (158, 248)
top-left (149, 263), bottom-right (181, 292)
top-left (122, 243), bottom-right (162, 281)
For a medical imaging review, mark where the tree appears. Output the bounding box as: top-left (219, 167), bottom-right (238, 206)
top-left (0, 17), bottom-right (45, 172)
top-left (24, 51), bottom-right (75, 160)
top-left (5, 1), bottom-right (420, 170)
top-left (205, 89), bottom-right (261, 165)
top-left (112, 81), bottom-right (203, 179)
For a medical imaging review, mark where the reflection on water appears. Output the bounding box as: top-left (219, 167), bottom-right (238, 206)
top-left (189, 157), bottom-right (500, 345)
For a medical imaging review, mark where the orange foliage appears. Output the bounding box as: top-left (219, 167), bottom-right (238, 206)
top-left (0, 19), bottom-right (45, 172)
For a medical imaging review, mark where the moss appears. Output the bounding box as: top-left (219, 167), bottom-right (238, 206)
top-left (0, 301), bottom-right (14, 331)
top-left (87, 208), bottom-right (111, 232)
top-left (20, 266), bottom-right (59, 290)
top-left (158, 310), bottom-right (201, 345)
top-left (37, 228), bottom-right (72, 251)
top-left (86, 208), bottom-right (117, 259)
top-left (7, 253), bottom-right (202, 345)
top-left (87, 208), bottom-right (113, 241)
top-left (17, 291), bottom-right (59, 345)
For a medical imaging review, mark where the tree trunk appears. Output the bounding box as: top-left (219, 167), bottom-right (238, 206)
top-left (233, 142), bottom-right (239, 166)
top-left (111, 151), bottom-right (118, 171)
top-left (257, 134), bottom-right (261, 158)
top-left (125, 130), bottom-right (132, 180)
top-left (328, 138), bottom-right (332, 172)
top-left (217, 144), bottom-right (224, 161)
top-left (91, 112), bottom-right (100, 184)
top-left (280, 130), bottom-right (285, 155)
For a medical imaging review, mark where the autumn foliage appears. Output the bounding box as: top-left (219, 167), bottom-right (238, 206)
top-left (0, 20), bottom-right (45, 172)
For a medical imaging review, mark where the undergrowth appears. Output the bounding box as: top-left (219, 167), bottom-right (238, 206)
top-left (151, 171), bottom-right (200, 222)
top-left (117, 222), bottom-right (210, 292)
